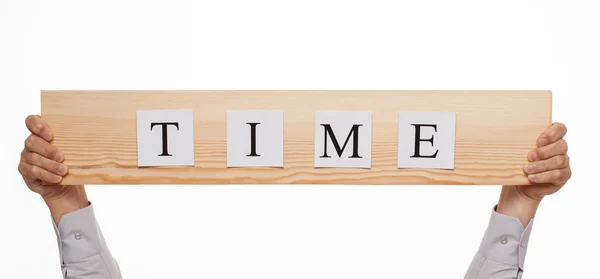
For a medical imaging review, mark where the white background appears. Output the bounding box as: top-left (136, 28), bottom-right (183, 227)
top-left (0, 0), bottom-right (598, 278)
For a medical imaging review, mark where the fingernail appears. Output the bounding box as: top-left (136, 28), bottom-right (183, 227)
top-left (538, 137), bottom-right (548, 147)
top-left (528, 151), bottom-right (538, 161)
top-left (55, 152), bottom-right (63, 162)
top-left (42, 130), bottom-right (52, 141)
top-left (528, 174), bottom-right (538, 181)
top-left (59, 164), bottom-right (68, 175)
top-left (53, 175), bottom-right (62, 183)
top-left (524, 164), bottom-right (534, 173)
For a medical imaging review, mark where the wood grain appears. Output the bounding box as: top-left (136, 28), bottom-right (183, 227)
top-left (41, 90), bottom-right (551, 185)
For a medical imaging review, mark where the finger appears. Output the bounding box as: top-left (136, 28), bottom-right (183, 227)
top-left (18, 162), bottom-right (38, 184)
top-left (528, 139), bottom-right (568, 161)
top-left (524, 154), bottom-right (569, 174)
top-left (25, 115), bottom-right (53, 141)
top-left (19, 161), bottom-right (62, 184)
top-left (23, 152), bottom-right (68, 176)
top-left (528, 168), bottom-right (571, 184)
top-left (24, 135), bottom-right (63, 162)
top-left (537, 122), bottom-right (567, 147)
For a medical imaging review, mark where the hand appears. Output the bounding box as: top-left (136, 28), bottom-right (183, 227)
top-left (519, 122), bottom-right (571, 200)
top-left (498, 122), bottom-right (571, 225)
top-left (18, 115), bottom-right (88, 223)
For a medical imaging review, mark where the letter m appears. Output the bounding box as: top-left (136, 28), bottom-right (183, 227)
top-left (320, 124), bottom-right (363, 158)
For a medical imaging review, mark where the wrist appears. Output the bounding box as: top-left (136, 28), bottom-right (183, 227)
top-left (43, 186), bottom-right (89, 224)
top-left (497, 185), bottom-right (541, 227)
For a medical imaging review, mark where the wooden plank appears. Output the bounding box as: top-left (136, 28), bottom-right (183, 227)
top-left (41, 90), bottom-right (551, 185)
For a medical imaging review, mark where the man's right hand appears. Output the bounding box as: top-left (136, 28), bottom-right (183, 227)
top-left (18, 115), bottom-right (88, 223)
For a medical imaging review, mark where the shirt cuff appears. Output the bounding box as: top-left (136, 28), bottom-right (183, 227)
top-left (477, 205), bottom-right (534, 270)
top-left (52, 202), bottom-right (109, 264)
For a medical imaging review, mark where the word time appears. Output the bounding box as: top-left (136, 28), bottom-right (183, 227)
top-left (136, 110), bottom-right (455, 170)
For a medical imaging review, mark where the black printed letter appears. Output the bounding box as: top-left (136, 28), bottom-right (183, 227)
top-left (246, 122), bottom-right (261, 157)
top-left (320, 124), bottom-right (362, 158)
top-left (150, 122), bottom-right (179, 156)
top-left (410, 124), bottom-right (438, 158)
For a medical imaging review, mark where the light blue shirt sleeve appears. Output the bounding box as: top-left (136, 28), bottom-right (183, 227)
top-left (464, 206), bottom-right (535, 279)
top-left (52, 202), bottom-right (122, 279)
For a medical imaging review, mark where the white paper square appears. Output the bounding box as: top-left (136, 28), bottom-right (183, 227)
top-left (136, 110), bottom-right (195, 167)
top-left (314, 111), bottom-right (372, 168)
top-left (227, 110), bottom-right (284, 167)
top-left (397, 112), bottom-right (456, 169)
